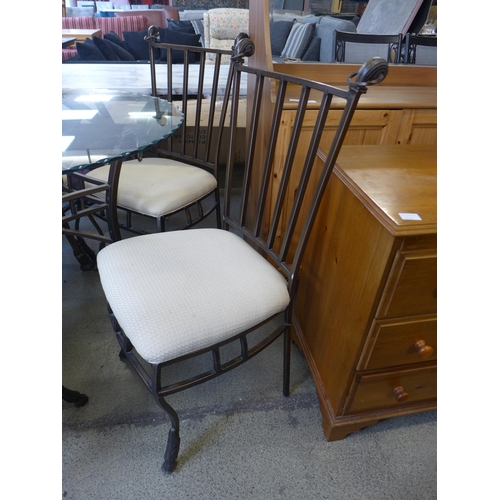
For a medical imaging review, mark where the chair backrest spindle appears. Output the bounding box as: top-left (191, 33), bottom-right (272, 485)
top-left (145, 26), bottom-right (245, 176)
top-left (222, 46), bottom-right (389, 285)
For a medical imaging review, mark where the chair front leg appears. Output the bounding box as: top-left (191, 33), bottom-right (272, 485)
top-left (152, 364), bottom-right (181, 474)
top-left (283, 325), bottom-right (291, 397)
top-left (162, 426), bottom-right (181, 474)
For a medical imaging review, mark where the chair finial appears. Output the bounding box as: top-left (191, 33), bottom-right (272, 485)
top-left (347, 57), bottom-right (389, 92)
top-left (145, 25), bottom-right (160, 43)
top-left (231, 33), bottom-right (255, 63)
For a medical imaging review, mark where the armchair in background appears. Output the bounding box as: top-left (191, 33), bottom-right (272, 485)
top-left (203, 8), bottom-right (249, 62)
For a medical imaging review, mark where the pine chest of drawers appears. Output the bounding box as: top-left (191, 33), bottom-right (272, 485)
top-left (293, 145), bottom-right (437, 440)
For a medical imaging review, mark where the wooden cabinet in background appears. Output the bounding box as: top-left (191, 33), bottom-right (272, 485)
top-left (276, 85), bottom-right (437, 148)
top-left (293, 145), bottom-right (437, 440)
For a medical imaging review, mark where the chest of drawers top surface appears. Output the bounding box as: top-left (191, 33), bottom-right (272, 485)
top-left (335, 145), bottom-right (437, 236)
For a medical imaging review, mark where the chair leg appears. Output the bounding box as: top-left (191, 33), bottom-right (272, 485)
top-left (106, 304), bottom-right (181, 472)
top-left (162, 424), bottom-right (181, 474)
top-left (283, 325), bottom-right (291, 397)
top-left (215, 190), bottom-right (222, 229)
top-left (118, 335), bottom-right (134, 361)
top-left (157, 215), bottom-right (165, 233)
top-left (62, 385), bottom-right (89, 407)
top-left (153, 365), bottom-right (181, 474)
top-left (63, 227), bottom-right (97, 271)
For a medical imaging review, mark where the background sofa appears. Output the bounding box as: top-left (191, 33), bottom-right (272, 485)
top-left (269, 12), bottom-right (357, 62)
top-left (62, 15), bottom-right (150, 61)
top-left (268, 0), bottom-right (436, 64)
top-left (62, 14), bottom-right (151, 38)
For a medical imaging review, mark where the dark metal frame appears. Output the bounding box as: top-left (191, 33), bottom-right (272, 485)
top-left (62, 159), bottom-right (124, 269)
top-left (335, 30), bottom-right (403, 63)
top-left (403, 33), bottom-right (437, 64)
top-left (107, 34), bottom-right (388, 474)
top-left (63, 146), bottom-right (152, 268)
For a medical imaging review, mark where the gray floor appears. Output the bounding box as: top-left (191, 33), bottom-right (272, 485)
top-left (62, 212), bottom-right (437, 500)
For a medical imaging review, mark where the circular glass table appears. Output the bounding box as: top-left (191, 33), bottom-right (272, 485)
top-left (62, 88), bottom-right (184, 247)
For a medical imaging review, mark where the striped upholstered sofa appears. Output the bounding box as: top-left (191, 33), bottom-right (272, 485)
top-left (62, 15), bottom-right (149, 61)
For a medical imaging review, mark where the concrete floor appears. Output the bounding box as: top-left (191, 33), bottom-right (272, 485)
top-left (62, 212), bottom-right (437, 499)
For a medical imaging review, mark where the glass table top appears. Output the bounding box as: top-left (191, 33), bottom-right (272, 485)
top-left (62, 89), bottom-right (184, 173)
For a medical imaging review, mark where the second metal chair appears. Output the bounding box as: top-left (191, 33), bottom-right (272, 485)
top-left (84, 27), bottom-right (241, 234)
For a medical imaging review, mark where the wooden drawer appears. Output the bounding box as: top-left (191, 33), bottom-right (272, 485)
top-left (346, 365), bottom-right (436, 413)
top-left (359, 314), bottom-right (437, 370)
top-left (377, 248), bottom-right (437, 319)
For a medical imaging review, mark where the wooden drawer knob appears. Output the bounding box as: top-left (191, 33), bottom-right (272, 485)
top-left (393, 386), bottom-right (409, 403)
top-left (414, 340), bottom-right (434, 357)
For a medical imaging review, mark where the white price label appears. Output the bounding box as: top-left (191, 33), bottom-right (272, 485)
top-left (399, 213), bottom-right (422, 221)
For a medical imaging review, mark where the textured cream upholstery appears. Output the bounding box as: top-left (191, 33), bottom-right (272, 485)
top-left (97, 229), bottom-right (290, 364)
top-left (86, 158), bottom-right (217, 217)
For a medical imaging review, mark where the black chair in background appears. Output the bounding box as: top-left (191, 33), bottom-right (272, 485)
top-left (335, 30), bottom-right (403, 63)
top-left (96, 35), bottom-right (388, 473)
top-left (403, 33), bottom-right (437, 64)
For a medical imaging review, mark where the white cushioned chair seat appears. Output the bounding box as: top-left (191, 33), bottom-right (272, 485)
top-left (86, 158), bottom-right (217, 217)
top-left (97, 229), bottom-right (291, 364)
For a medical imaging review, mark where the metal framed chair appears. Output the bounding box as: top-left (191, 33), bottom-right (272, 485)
top-left (403, 33), bottom-right (437, 65)
top-left (83, 27), bottom-right (239, 235)
top-left (335, 30), bottom-right (403, 63)
top-left (96, 35), bottom-right (388, 473)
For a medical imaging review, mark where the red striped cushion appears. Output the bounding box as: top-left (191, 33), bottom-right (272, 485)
top-left (62, 16), bottom-right (95, 30)
top-left (62, 48), bottom-right (78, 61)
top-left (96, 16), bottom-right (149, 40)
